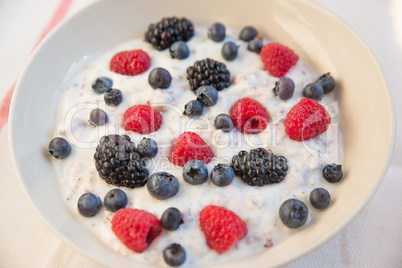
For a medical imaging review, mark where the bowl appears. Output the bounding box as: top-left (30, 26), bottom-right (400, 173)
top-left (9, 0), bottom-right (395, 267)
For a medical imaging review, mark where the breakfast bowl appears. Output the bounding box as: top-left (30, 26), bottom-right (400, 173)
top-left (9, 0), bottom-right (395, 267)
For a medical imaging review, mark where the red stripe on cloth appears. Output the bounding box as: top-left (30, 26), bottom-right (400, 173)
top-left (0, 0), bottom-right (73, 132)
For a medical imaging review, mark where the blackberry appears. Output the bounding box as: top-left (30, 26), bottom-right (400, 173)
top-left (186, 58), bottom-right (231, 92)
top-left (231, 148), bottom-right (288, 186)
top-left (94, 134), bottom-right (149, 188)
top-left (145, 17), bottom-right (194, 50)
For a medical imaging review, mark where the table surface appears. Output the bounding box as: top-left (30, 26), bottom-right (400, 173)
top-left (0, 0), bottom-right (401, 267)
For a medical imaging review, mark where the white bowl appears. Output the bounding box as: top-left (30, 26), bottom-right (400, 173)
top-left (9, 0), bottom-right (395, 267)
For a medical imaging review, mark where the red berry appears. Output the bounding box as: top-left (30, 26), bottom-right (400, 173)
top-left (260, 42), bottom-right (299, 78)
top-left (123, 105), bottom-right (162, 134)
top-left (111, 208), bottom-right (162, 253)
top-left (285, 98), bottom-right (331, 141)
top-left (230, 98), bottom-right (270, 134)
top-left (110, 49), bottom-right (151, 76)
top-left (169, 131), bottom-right (214, 167)
top-left (199, 205), bottom-right (247, 254)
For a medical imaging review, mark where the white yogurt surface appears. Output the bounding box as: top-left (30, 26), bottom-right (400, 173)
top-left (52, 27), bottom-right (343, 267)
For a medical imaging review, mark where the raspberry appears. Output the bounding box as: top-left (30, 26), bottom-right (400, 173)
top-left (111, 208), bottom-right (162, 253)
top-left (285, 98), bottom-right (331, 141)
top-left (260, 42), bottom-right (299, 78)
top-left (230, 98), bottom-right (270, 134)
top-left (169, 131), bottom-right (214, 167)
top-left (110, 49), bottom-right (151, 76)
top-left (123, 105), bottom-right (162, 134)
top-left (199, 205), bottom-right (247, 253)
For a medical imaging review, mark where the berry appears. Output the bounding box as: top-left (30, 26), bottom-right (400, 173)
top-left (182, 159), bottom-right (208, 185)
top-left (183, 100), bottom-right (204, 118)
top-left (310, 188), bottom-right (331, 209)
top-left (169, 132), bottom-right (214, 167)
top-left (260, 42), bottom-right (299, 78)
top-left (186, 58), bottom-right (231, 92)
top-left (230, 98), bottom-right (270, 134)
top-left (214, 114), bottom-right (234, 132)
top-left (111, 208), bottom-right (162, 253)
top-left (273, 77), bottom-right (295, 100)
top-left (123, 105), bottom-right (163, 134)
top-left (222, 41), bottom-right (239, 61)
top-left (145, 17), bottom-right (194, 50)
top-left (104, 189), bottom-right (128, 212)
top-left (303, 83), bottom-right (324, 100)
top-left (210, 164), bottom-right (234, 186)
top-left (170, 41), bottom-right (190, 59)
top-left (94, 135), bottom-right (149, 188)
top-left (77, 193), bottom-right (102, 217)
top-left (239, 26), bottom-right (258, 41)
top-left (323, 164), bottom-right (343, 183)
top-left (279, 199), bottom-right (308, 228)
top-left (104, 88), bottom-right (123, 106)
top-left (196, 86), bottom-right (219, 107)
top-left (163, 243), bottom-right (186, 267)
top-left (48, 137), bottom-right (72, 159)
top-left (247, 39), bottom-right (263, 54)
top-left (284, 98), bottom-right (331, 141)
top-left (110, 49), bottom-right (151, 76)
top-left (137, 137), bottom-right (158, 158)
top-left (231, 148), bottom-right (288, 186)
top-left (208, 23), bottom-right (226, 42)
top-left (90, 108), bottom-right (108, 126)
top-left (199, 205), bottom-right (247, 253)
top-left (316, 73), bottom-right (336, 94)
top-left (147, 172), bottom-right (179, 200)
top-left (92, 77), bottom-right (113, 94)
top-left (160, 207), bottom-right (183, 231)
top-left (148, 68), bottom-right (172, 89)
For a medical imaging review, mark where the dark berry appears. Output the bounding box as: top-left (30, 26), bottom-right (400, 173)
top-left (148, 68), bottom-right (172, 89)
top-left (302, 83), bottom-right (324, 100)
top-left (183, 100), bottom-right (204, 118)
top-left (208, 23), bottom-right (225, 42)
top-left (77, 193), bottom-right (102, 217)
top-left (273, 77), bottom-right (295, 100)
top-left (210, 164), bottom-right (234, 186)
top-left (239, 26), bottom-right (258, 41)
top-left (316, 73), bottom-right (335, 94)
top-left (104, 88), bottom-right (123, 106)
top-left (323, 164), bottom-right (343, 183)
top-left (279, 198), bottom-right (308, 228)
top-left (48, 137), bottom-right (72, 159)
top-left (196, 86), bottom-right (218, 106)
top-left (163, 243), bottom-right (186, 267)
top-left (104, 189), bottom-right (128, 212)
top-left (170, 41), bottom-right (190, 59)
top-left (222, 41), bottom-right (239, 61)
top-left (90, 108), bottom-right (108, 126)
top-left (310, 188), bottom-right (331, 209)
top-left (247, 39), bottom-right (263, 54)
top-left (147, 172), bottom-right (179, 200)
top-left (92, 77), bottom-right (113, 94)
top-left (160, 207), bottom-right (183, 231)
top-left (182, 159), bottom-right (208, 185)
top-left (214, 114), bottom-right (234, 132)
top-left (137, 137), bottom-right (158, 158)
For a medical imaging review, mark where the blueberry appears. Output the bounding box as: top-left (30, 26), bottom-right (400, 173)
top-left (279, 198), bottom-right (308, 228)
top-left (104, 189), bottom-right (128, 212)
top-left (77, 193), bottom-right (102, 217)
top-left (147, 172), bottom-right (179, 200)
top-left (163, 243), bottom-right (186, 267)
top-left (316, 73), bottom-right (335, 94)
top-left (161, 207), bottom-right (183, 231)
top-left (92, 77), bottom-right (113, 94)
top-left (182, 160), bottom-right (208, 185)
top-left (170, 41), bottom-right (190, 60)
top-left (183, 100), bottom-right (204, 118)
top-left (273, 77), bottom-right (295, 100)
top-left (196, 86), bottom-right (218, 106)
top-left (208, 23), bottom-right (226, 42)
top-left (210, 164), bottom-right (234, 186)
top-left (302, 83), bottom-right (324, 100)
top-left (148, 68), bottom-right (172, 89)
top-left (104, 88), bottom-right (123, 106)
top-left (48, 137), bottom-right (72, 159)
top-left (137, 137), bottom-right (158, 158)
top-left (239, 26), bottom-right (258, 41)
top-left (214, 114), bottom-right (234, 132)
top-left (90, 108), bottom-right (108, 126)
top-left (310, 188), bottom-right (331, 209)
top-left (323, 164), bottom-right (343, 183)
top-left (247, 39), bottom-right (263, 54)
top-left (222, 41), bottom-right (239, 61)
